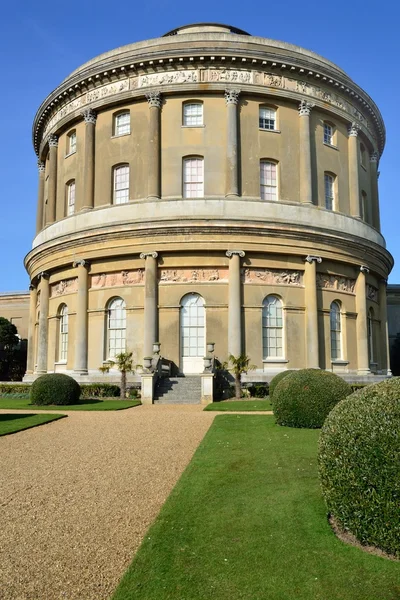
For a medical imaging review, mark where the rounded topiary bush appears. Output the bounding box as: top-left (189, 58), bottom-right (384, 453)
top-left (273, 369), bottom-right (351, 428)
top-left (268, 370), bottom-right (294, 399)
top-left (30, 373), bottom-right (81, 406)
top-left (319, 378), bottom-right (400, 558)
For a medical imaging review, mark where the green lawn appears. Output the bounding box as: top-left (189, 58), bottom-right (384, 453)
top-left (113, 415), bottom-right (400, 600)
top-left (0, 398), bottom-right (141, 411)
top-left (0, 413), bottom-right (66, 436)
top-left (205, 399), bottom-right (272, 411)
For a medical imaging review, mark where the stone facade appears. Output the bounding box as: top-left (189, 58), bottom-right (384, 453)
top-left (22, 23), bottom-right (393, 381)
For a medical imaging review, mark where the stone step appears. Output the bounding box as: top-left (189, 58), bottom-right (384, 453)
top-left (154, 376), bottom-right (201, 404)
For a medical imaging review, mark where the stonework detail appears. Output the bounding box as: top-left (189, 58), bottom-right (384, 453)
top-left (298, 100), bottom-right (315, 116)
top-left (81, 108), bottom-right (97, 124)
top-left (224, 89), bottom-right (241, 105)
top-left (48, 134), bottom-right (58, 147)
top-left (146, 91), bottom-right (162, 108)
top-left (37, 161), bottom-right (45, 173)
top-left (50, 278), bottom-right (78, 297)
top-left (370, 151), bottom-right (379, 163)
top-left (243, 268), bottom-right (302, 285)
top-left (367, 284), bottom-right (378, 302)
top-left (159, 268), bottom-right (229, 283)
top-left (91, 270), bottom-right (144, 288)
top-left (316, 274), bottom-right (356, 293)
top-left (348, 122), bottom-right (360, 137)
top-left (140, 71), bottom-right (198, 87)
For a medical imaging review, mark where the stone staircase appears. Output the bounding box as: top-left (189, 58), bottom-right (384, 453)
top-left (154, 376), bottom-right (201, 404)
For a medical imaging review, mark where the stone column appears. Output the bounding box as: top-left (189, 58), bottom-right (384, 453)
top-left (379, 279), bottom-right (392, 376)
top-left (81, 108), bottom-right (97, 211)
top-left (225, 89), bottom-right (240, 197)
top-left (226, 250), bottom-right (245, 356)
top-left (304, 255), bottom-right (322, 368)
top-left (36, 272), bottom-right (50, 374)
top-left (46, 134), bottom-right (58, 225)
top-left (26, 284), bottom-right (38, 374)
top-left (73, 260), bottom-right (90, 374)
top-left (146, 92), bottom-right (162, 199)
top-left (348, 122), bottom-right (361, 218)
top-left (298, 100), bottom-right (315, 204)
top-left (36, 162), bottom-right (45, 234)
top-left (355, 265), bottom-right (371, 374)
top-left (370, 151), bottom-right (381, 231)
top-left (140, 252), bottom-right (159, 358)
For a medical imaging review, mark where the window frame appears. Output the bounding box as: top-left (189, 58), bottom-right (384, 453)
top-left (330, 301), bottom-right (342, 361)
top-left (106, 297), bottom-right (126, 360)
top-left (67, 130), bottom-right (77, 156)
top-left (260, 160), bottom-right (278, 201)
top-left (113, 111), bottom-right (131, 137)
top-left (58, 304), bottom-right (68, 363)
top-left (182, 101), bottom-right (204, 127)
top-left (360, 143), bottom-right (367, 169)
top-left (112, 164), bottom-right (130, 205)
top-left (183, 156), bottom-right (204, 198)
top-left (324, 172), bottom-right (336, 211)
top-left (66, 180), bottom-right (76, 216)
top-left (368, 308), bottom-right (374, 364)
top-left (323, 121), bottom-right (336, 146)
top-left (262, 295), bottom-right (284, 359)
top-left (259, 106), bottom-right (277, 132)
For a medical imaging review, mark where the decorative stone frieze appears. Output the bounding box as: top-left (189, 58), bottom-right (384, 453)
top-left (367, 284), bottom-right (378, 302)
top-left (244, 268), bottom-right (302, 285)
top-left (159, 268), bottom-right (228, 283)
top-left (91, 270), bottom-right (144, 288)
top-left (50, 278), bottom-right (78, 297)
top-left (316, 274), bottom-right (356, 293)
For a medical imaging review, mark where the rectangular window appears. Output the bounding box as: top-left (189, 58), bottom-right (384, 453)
top-left (108, 301), bottom-right (126, 358)
top-left (67, 182), bottom-right (75, 216)
top-left (68, 131), bottom-right (76, 154)
top-left (262, 298), bottom-right (283, 358)
top-left (59, 308), bottom-right (68, 362)
top-left (183, 158), bottom-right (204, 198)
top-left (259, 107), bottom-right (276, 131)
top-left (113, 166), bottom-right (129, 204)
top-left (330, 305), bottom-right (341, 360)
top-left (324, 173), bottom-right (335, 210)
top-left (260, 161), bottom-right (277, 201)
top-left (323, 123), bottom-right (333, 145)
top-left (115, 112), bottom-right (130, 136)
top-left (183, 103), bottom-right (203, 126)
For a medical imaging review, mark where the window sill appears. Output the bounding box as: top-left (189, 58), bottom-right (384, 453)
top-left (259, 128), bottom-right (281, 134)
top-left (263, 358), bottom-right (288, 364)
top-left (330, 360), bottom-right (349, 365)
top-left (181, 125), bottom-right (205, 128)
top-left (323, 142), bottom-right (338, 151)
top-left (65, 151), bottom-right (76, 159)
top-left (54, 361), bottom-right (67, 365)
top-left (111, 133), bottom-right (131, 139)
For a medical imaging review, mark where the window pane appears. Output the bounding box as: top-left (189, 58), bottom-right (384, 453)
top-left (69, 132), bottom-right (76, 153)
top-left (108, 298), bottom-right (126, 358)
top-left (324, 124), bottom-right (333, 145)
top-left (259, 107), bottom-right (276, 130)
top-left (262, 296), bottom-right (283, 358)
top-left (183, 103), bottom-right (203, 126)
top-left (115, 113), bottom-right (130, 136)
top-left (183, 158), bottom-right (204, 198)
top-left (330, 302), bottom-right (341, 359)
top-left (59, 306), bottom-right (68, 361)
top-left (114, 166), bottom-right (129, 204)
top-left (67, 182), bottom-right (75, 216)
top-left (324, 174), bottom-right (334, 210)
top-left (260, 162), bottom-right (277, 200)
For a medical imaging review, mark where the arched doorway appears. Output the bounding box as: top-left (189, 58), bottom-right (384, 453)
top-left (180, 293), bottom-right (205, 373)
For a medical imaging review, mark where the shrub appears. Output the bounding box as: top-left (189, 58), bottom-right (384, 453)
top-left (30, 374), bottom-right (81, 406)
top-left (349, 382), bottom-right (367, 393)
top-left (248, 383), bottom-right (269, 398)
top-left (268, 370), bottom-right (294, 399)
top-left (319, 378), bottom-right (400, 558)
top-left (0, 383), bottom-right (31, 397)
top-left (273, 369), bottom-right (351, 428)
top-left (80, 383), bottom-right (120, 398)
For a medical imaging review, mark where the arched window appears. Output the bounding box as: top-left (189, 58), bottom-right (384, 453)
top-left (107, 298), bottom-right (126, 359)
top-left (262, 296), bottom-right (283, 358)
top-left (330, 301), bottom-right (341, 360)
top-left (113, 165), bottom-right (129, 204)
top-left (67, 180), bottom-right (76, 216)
top-left (324, 172), bottom-right (336, 210)
top-left (368, 308), bottom-right (374, 363)
top-left (67, 130), bottom-right (76, 154)
top-left (259, 106), bottom-right (276, 131)
top-left (114, 111), bottom-right (130, 136)
top-left (260, 160), bottom-right (278, 200)
top-left (180, 293), bottom-right (205, 373)
top-left (183, 157), bottom-right (204, 198)
top-left (323, 122), bottom-right (335, 146)
top-left (183, 102), bottom-right (203, 126)
top-left (59, 305), bottom-right (68, 362)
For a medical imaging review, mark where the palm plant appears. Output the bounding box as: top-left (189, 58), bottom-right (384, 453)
top-left (113, 352), bottom-right (134, 398)
top-left (229, 354), bottom-right (256, 399)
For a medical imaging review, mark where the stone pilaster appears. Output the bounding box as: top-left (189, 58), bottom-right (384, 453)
top-left (140, 252), bottom-right (159, 357)
top-left (370, 151), bottom-right (381, 231)
top-left (47, 135), bottom-right (58, 225)
top-left (81, 108), bottom-right (97, 211)
top-left (36, 162), bottom-right (45, 234)
top-left (73, 260), bottom-right (90, 374)
top-left (146, 92), bottom-right (162, 199)
top-left (355, 265), bottom-right (371, 374)
top-left (26, 284), bottom-right (37, 374)
top-left (378, 279), bottom-right (392, 376)
top-left (348, 122), bottom-right (361, 218)
top-left (304, 255), bottom-right (321, 368)
top-left (225, 89), bottom-right (240, 197)
top-left (298, 101), bottom-right (315, 204)
top-left (226, 250), bottom-right (245, 356)
top-left (36, 272), bottom-right (50, 374)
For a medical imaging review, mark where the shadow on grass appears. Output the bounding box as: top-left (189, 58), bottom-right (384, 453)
top-left (0, 413), bottom-right (35, 422)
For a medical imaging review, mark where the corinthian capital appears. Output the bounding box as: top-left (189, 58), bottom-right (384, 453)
top-left (224, 89), bottom-right (241, 105)
top-left (81, 108), bottom-right (97, 124)
top-left (370, 151), bottom-right (379, 163)
top-left (140, 252), bottom-right (159, 259)
top-left (146, 91), bottom-right (161, 108)
top-left (38, 161), bottom-right (45, 173)
top-left (348, 122), bottom-right (360, 137)
top-left (226, 250), bottom-right (245, 258)
top-left (48, 134), bottom-right (58, 148)
top-left (298, 100), bottom-right (315, 116)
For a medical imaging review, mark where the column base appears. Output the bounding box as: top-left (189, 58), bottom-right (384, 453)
top-left (36, 370), bottom-right (47, 375)
top-left (357, 368), bottom-right (371, 375)
top-left (80, 206), bottom-right (94, 212)
top-left (225, 193), bottom-right (239, 198)
top-left (147, 194), bottom-right (160, 200)
top-left (387, 369), bottom-right (393, 377)
top-left (73, 369), bottom-right (88, 376)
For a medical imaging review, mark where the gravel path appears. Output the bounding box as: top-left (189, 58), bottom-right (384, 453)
top-left (0, 405), bottom-right (216, 600)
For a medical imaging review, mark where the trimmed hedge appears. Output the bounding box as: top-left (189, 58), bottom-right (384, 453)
top-left (0, 383), bottom-right (31, 397)
top-left (80, 383), bottom-right (120, 398)
top-left (273, 369), bottom-right (351, 428)
top-left (30, 374), bottom-right (81, 406)
top-left (248, 383), bottom-right (269, 398)
top-left (319, 378), bottom-right (400, 558)
top-left (268, 370), bottom-right (294, 399)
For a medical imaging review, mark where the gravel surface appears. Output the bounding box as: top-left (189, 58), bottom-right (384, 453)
top-left (0, 404), bottom-right (215, 600)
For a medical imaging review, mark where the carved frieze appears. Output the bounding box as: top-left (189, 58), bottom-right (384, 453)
top-left (243, 268), bottom-right (302, 285)
top-left (159, 268), bottom-right (228, 283)
top-left (50, 278), bottom-right (78, 298)
top-left (91, 270), bottom-right (144, 288)
top-left (139, 70), bottom-right (199, 87)
top-left (316, 274), bottom-right (356, 293)
top-left (367, 284), bottom-right (378, 302)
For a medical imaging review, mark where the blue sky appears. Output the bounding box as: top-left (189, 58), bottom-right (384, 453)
top-left (0, 0), bottom-right (398, 291)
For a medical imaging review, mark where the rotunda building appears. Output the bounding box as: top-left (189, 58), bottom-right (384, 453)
top-left (25, 23), bottom-right (393, 383)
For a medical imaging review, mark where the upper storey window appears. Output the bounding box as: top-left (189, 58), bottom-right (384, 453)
top-left (183, 103), bottom-right (203, 127)
top-left (259, 107), bottom-right (276, 131)
top-left (67, 131), bottom-right (76, 155)
top-left (360, 143), bottom-right (367, 168)
top-left (67, 181), bottom-right (75, 216)
top-left (260, 161), bottom-right (277, 201)
top-left (324, 173), bottom-right (335, 210)
top-left (183, 157), bottom-right (204, 198)
top-left (114, 112), bottom-right (130, 136)
top-left (323, 123), bottom-right (334, 145)
top-left (113, 165), bottom-right (129, 204)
